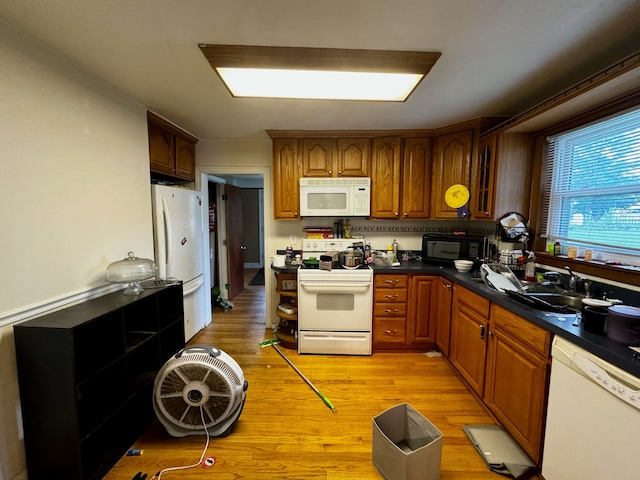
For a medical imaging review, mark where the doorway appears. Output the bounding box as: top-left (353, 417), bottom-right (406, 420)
top-left (202, 171), bottom-right (268, 328)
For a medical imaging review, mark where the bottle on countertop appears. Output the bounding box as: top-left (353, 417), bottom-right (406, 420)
top-left (524, 251), bottom-right (536, 282)
top-left (343, 219), bottom-right (351, 239)
top-left (392, 238), bottom-right (399, 262)
top-left (285, 246), bottom-right (293, 264)
top-left (554, 241), bottom-right (562, 256)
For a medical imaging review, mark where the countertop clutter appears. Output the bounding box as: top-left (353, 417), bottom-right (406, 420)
top-left (272, 260), bottom-right (640, 378)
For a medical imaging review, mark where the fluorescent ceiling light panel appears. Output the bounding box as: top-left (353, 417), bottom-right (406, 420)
top-left (199, 45), bottom-right (441, 102)
top-left (216, 68), bottom-right (424, 101)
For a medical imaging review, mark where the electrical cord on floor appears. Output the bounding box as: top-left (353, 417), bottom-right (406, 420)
top-left (152, 406), bottom-right (211, 479)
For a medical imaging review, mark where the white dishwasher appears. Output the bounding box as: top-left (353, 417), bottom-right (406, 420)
top-left (542, 337), bottom-right (640, 480)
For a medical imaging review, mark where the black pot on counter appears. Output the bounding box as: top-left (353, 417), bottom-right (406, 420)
top-left (581, 298), bottom-right (612, 336)
top-left (607, 305), bottom-right (640, 345)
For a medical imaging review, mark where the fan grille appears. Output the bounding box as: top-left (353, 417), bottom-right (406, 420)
top-left (155, 352), bottom-right (244, 432)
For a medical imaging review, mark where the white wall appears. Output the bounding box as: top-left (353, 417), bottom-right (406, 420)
top-left (0, 21), bottom-right (152, 480)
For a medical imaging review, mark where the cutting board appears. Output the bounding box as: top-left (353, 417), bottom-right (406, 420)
top-left (480, 264), bottom-right (518, 293)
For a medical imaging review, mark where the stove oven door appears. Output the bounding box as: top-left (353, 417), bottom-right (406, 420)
top-left (297, 276), bottom-right (372, 355)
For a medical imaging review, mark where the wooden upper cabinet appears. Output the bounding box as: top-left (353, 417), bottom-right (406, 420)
top-left (175, 136), bottom-right (196, 180)
top-left (273, 138), bottom-right (301, 219)
top-left (401, 137), bottom-right (432, 218)
top-left (432, 130), bottom-right (473, 218)
top-left (370, 137), bottom-right (402, 218)
top-left (148, 120), bottom-right (175, 176)
top-left (301, 138), bottom-right (335, 177)
top-left (471, 133), bottom-right (533, 220)
top-left (301, 138), bottom-right (370, 177)
top-left (147, 112), bottom-right (198, 182)
top-left (337, 138), bottom-right (370, 176)
top-left (472, 135), bottom-right (497, 219)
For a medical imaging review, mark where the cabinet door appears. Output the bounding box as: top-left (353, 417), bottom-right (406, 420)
top-left (301, 138), bottom-right (335, 177)
top-left (408, 276), bottom-right (437, 344)
top-left (435, 277), bottom-right (453, 356)
top-left (148, 121), bottom-right (175, 175)
top-left (336, 138), bottom-right (370, 176)
top-left (175, 135), bottom-right (196, 181)
top-left (450, 286), bottom-right (488, 396)
top-left (273, 139), bottom-right (301, 219)
top-left (432, 130), bottom-right (473, 218)
top-left (485, 326), bottom-right (549, 464)
top-left (472, 134), bottom-right (497, 219)
top-left (370, 137), bottom-right (402, 218)
top-left (401, 138), bottom-right (432, 218)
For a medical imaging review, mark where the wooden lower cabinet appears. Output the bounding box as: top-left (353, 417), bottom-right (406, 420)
top-left (373, 273), bottom-right (437, 351)
top-left (485, 304), bottom-right (551, 464)
top-left (449, 285), bottom-right (551, 465)
top-left (435, 277), bottom-right (453, 356)
top-left (449, 285), bottom-right (490, 395)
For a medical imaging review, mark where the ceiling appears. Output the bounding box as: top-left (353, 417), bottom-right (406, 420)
top-left (1, 0), bottom-right (639, 140)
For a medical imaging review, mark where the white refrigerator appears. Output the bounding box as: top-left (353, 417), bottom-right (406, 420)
top-left (151, 185), bottom-right (210, 341)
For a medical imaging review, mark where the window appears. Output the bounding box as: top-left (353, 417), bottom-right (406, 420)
top-left (541, 106), bottom-right (640, 263)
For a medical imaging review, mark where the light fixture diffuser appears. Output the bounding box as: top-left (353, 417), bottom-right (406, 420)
top-left (199, 45), bottom-right (441, 102)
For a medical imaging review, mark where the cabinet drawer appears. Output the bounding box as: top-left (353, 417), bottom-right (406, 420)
top-left (490, 304), bottom-right (551, 356)
top-left (374, 274), bottom-right (408, 289)
top-left (374, 303), bottom-right (407, 317)
top-left (455, 285), bottom-right (490, 317)
top-left (374, 288), bottom-right (408, 303)
top-left (374, 318), bottom-right (407, 343)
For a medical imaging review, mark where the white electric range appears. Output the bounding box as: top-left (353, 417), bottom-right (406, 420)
top-left (297, 238), bottom-right (373, 355)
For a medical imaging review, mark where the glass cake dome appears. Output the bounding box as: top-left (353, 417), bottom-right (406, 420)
top-left (106, 251), bottom-right (156, 295)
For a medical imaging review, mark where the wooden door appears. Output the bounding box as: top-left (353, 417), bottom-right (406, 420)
top-left (450, 286), bottom-right (489, 396)
top-left (435, 277), bottom-right (453, 356)
top-left (336, 138), bottom-right (370, 176)
top-left (432, 130), bottom-right (473, 218)
top-left (148, 121), bottom-right (175, 175)
top-left (408, 275), bottom-right (437, 344)
top-left (225, 184), bottom-right (245, 299)
top-left (370, 137), bottom-right (401, 218)
top-left (401, 137), bottom-right (432, 218)
top-left (273, 139), bottom-right (300, 219)
top-left (301, 138), bottom-right (335, 176)
top-left (175, 135), bottom-right (196, 181)
top-left (472, 134), bottom-right (497, 219)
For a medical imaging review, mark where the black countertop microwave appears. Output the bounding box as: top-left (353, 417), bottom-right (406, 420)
top-left (421, 234), bottom-right (489, 265)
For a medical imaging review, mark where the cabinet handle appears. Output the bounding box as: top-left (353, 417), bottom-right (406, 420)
top-left (385, 294), bottom-right (398, 300)
top-left (445, 284), bottom-right (452, 289)
top-left (479, 324), bottom-right (485, 340)
top-left (394, 212), bottom-right (399, 216)
top-left (338, 170), bottom-right (342, 175)
top-left (384, 329), bottom-right (398, 336)
top-left (384, 308), bottom-right (398, 314)
top-left (384, 279), bottom-right (398, 284)
top-left (328, 170), bottom-right (333, 175)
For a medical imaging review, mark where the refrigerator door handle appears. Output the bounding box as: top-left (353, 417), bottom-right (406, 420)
top-left (161, 195), bottom-right (173, 277)
top-left (183, 277), bottom-right (204, 296)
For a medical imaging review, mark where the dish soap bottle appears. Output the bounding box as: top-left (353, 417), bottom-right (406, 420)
top-left (524, 251), bottom-right (536, 282)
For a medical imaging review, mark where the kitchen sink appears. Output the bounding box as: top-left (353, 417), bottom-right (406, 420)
top-left (521, 292), bottom-right (584, 310)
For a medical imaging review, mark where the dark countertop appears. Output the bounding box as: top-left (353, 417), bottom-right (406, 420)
top-left (271, 262), bottom-right (640, 377)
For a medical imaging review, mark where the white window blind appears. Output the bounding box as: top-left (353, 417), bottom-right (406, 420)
top-left (542, 107), bottom-right (640, 256)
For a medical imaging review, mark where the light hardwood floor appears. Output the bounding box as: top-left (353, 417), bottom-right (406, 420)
top-left (105, 268), bottom-right (541, 479)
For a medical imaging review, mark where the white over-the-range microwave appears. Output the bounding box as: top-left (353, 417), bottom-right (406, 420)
top-left (299, 177), bottom-right (371, 217)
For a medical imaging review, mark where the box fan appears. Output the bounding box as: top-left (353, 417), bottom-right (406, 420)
top-left (153, 345), bottom-right (248, 437)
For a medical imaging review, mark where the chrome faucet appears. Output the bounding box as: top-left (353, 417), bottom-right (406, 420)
top-left (564, 266), bottom-right (590, 295)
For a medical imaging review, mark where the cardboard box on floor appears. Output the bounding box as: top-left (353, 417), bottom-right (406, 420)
top-left (372, 403), bottom-right (443, 480)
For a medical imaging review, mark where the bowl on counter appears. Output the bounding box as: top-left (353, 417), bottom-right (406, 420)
top-left (371, 251), bottom-right (394, 266)
top-left (454, 260), bottom-right (474, 273)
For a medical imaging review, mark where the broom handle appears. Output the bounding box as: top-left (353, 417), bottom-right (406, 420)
top-left (271, 344), bottom-right (337, 413)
